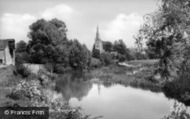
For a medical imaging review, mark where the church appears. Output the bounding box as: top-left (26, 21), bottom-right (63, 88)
top-left (93, 26), bottom-right (104, 53)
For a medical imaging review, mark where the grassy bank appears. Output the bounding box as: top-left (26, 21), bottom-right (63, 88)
top-left (0, 65), bottom-right (97, 119)
top-left (0, 66), bottom-right (24, 106)
top-left (89, 60), bottom-right (161, 92)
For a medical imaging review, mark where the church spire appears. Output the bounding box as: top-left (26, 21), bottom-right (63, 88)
top-left (93, 25), bottom-right (104, 53)
top-left (96, 25), bottom-right (100, 40)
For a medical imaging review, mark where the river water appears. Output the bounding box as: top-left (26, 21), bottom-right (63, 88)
top-left (55, 72), bottom-right (190, 119)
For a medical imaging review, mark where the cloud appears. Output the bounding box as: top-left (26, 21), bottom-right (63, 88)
top-left (0, 13), bottom-right (36, 42)
top-left (102, 13), bottom-right (143, 47)
top-left (40, 4), bottom-right (74, 21)
top-left (0, 5), bottom-right (143, 49)
top-left (0, 4), bottom-right (74, 42)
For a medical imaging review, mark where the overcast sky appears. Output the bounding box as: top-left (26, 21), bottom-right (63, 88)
top-left (0, 0), bottom-right (159, 49)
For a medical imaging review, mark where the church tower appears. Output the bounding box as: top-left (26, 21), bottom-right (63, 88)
top-left (94, 26), bottom-right (104, 53)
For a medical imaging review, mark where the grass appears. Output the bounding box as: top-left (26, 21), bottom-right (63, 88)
top-left (127, 59), bottom-right (158, 67)
top-left (89, 59), bottom-right (161, 92)
top-left (0, 66), bottom-right (32, 106)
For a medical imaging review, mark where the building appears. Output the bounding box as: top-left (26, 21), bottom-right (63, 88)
top-left (94, 26), bottom-right (104, 53)
top-left (0, 39), bottom-right (15, 65)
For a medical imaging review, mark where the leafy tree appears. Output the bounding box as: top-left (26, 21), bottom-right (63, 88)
top-left (90, 58), bottom-right (101, 68)
top-left (103, 41), bottom-right (113, 52)
top-left (16, 40), bottom-right (27, 53)
top-left (15, 40), bottom-right (30, 64)
top-left (113, 39), bottom-right (131, 61)
top-left (92, 44), bottom-right (100, 59)
top-left (113, 39), bottom-right (127, 55)
top-left (69, 40), bottom-right (91, 70)
top-left (136, 0), bottom-right (190, 79)
top-left (27, 18), bottom-right (69, 72)
top-left (100, 52), bottom-right (112, 66)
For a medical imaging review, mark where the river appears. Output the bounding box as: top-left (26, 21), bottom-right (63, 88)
top-left (55, 72), bottom-right (190, 119)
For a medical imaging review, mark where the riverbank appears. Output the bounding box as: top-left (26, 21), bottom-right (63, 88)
top-left (90, 60), bottom-right (162, 92)
top-left (0, 66), bottom-right (96, 119)
top-left (0, 66), bottom-right (23, 106)
top-left (89, 60), bottom-right (190, 106)
top-left (1, 60), bottom-right (190, 119)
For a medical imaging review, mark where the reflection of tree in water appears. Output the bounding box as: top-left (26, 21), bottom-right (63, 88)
top-left (102, 81), bottom-right (113, 88)
top-left (55, 71), bottom-right (93, 101)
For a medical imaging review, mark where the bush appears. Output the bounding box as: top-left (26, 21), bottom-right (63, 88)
top-left (100, 52), bottom-right (113, 66)
top-left (54, 64), bottom-right (72, 74)
top-left (13, 64), bottom-right (31, 78)
top-left (163, 73), bottom-right (190, 105)
top-left (161, 102), bottom-right (190, 119)
top-left (8, 80), bottom-right (93, 119)
top-left (90, 58), bottom-right (101, 68)
top-left (8, 80), bottom-right (41, 101)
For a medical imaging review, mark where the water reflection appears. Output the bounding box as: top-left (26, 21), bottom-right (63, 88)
top-left (70, 84), bottom-right (181, 119)
top-left (55, 72), bottom-right (190, 119)
top-left (55, 71), bottom-right (93, 101)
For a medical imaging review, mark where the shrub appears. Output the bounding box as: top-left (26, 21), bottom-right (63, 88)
top-left (8, 80), bottom-right (94, 119)
top-left (54, 64), bottom-right (72, 73)
top-left (90, 58), bottom-right (101, 68)
top-left (161, 102), bottom-right (190, 119)
top-left (8, 80), bottom-right (41, 101)
top-left (100, 52), bottom-right (113, 66)
top-left (13, 64), bottom-right (31, 78)
top-left (163, 73), bottom-right (190, 105)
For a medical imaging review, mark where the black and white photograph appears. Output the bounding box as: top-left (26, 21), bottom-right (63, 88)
top-left (0, 0), bottom-right (190, 119)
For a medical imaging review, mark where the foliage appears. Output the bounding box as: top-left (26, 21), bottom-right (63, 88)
top-left (15, 41), bottom-right (31, 64)
top-left (8, 80), bottom-right (41, 101)
top-left (136, 0), bottom-right (190, 79)
top-left (103, 41), bottom-right (113, 52)
top-left (8, 79), bottom-right (97, 119)
top-left (15, 18), bottom-right (91, 72)
top-left (113, 39), bottom-right (132, 61)
top-left (163, 73), bottom-right (190, 105)
top-left (113, 39), bottom-right (128, 55)
top-left (90, 63), bottom-right (160, 92)
top-left (69, 40), bottom-right (91, 70)
top-left (13, 64), bottom-right (31, 78)
top-left (90, 58), bottom-right (101, 68)
top-left (16, 40), bottom-right (28, 53)
top-left (162, 46), bottom-right (190, 105)
top-left (28, 18), bottom-right (68, 64)
top-left (134, 51), bottom-right (148, 60)
top-left (100, 52), bottom-right (113, 66)
top-left (92, 44), bottom-right (100, 59)
top-left (161, 102), bottom-right (190, 119)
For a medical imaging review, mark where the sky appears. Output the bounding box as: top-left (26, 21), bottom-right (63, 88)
top-left (0, 0), bottom-right (159, 49)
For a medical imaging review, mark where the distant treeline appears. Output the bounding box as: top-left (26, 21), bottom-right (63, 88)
top-left (15, 18), bottom-right (149, 73)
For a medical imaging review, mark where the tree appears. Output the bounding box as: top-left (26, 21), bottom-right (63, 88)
top-left (15, 40), bottom-right (31, 64)
top-left (136, 0), bottom-right (190, 79)
top-left (100, 52), bottom-right (112, 66)
top-left (28, 18), bottom-right (68, 66)
top-left (113, 39), bottom-right (131, 61)
top-left (103, 41), bottom-right (113, 52)
top-left (92, 44), bottom-right (100, 59)
top-left (69, 40), bottom-right (91, 69)
top-left (113, 39), bottom-right (127, 55)
top-left (16, 40), bottom-right (27, 53)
